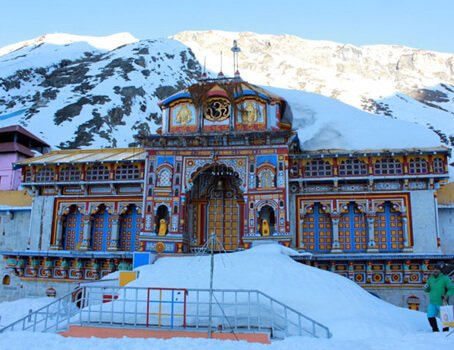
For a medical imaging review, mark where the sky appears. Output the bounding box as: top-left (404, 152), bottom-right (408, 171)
top-left (1, 0), bottom-right (454, 53)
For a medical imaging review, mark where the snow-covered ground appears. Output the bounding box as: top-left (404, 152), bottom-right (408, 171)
top-left (1, 245), bottom-right (453, 348)
top-left (0, 297), bottom-right (51, 327)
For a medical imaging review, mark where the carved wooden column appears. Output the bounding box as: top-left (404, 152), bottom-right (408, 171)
top-left (330, 212), bottom-right (342, 253)
top-left (54, 214), bottom-right (65, 249)
top-left (299, 207), bottom-right (305, 250)
top-left (108, 215), bottom-right (121, 251)
top-left (401, 207), bottom-right (412, 252)
top-left (79, 214), bottom-right (93, 251)
top-left (366, 212), bottom-right (379, 253)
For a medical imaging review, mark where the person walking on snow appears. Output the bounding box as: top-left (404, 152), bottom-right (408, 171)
top-left (424, 263), bottom-right (454, 332)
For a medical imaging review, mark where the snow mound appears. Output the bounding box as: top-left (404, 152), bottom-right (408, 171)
top-left (129, 244), bottom-right (428, 339)
top-left (271, 87), bottom-right (442, 151)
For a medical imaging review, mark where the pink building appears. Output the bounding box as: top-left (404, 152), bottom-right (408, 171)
top-left (0, 125), bottom-right (50, 190)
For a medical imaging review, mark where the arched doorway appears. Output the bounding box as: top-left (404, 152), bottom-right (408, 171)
top-left (63, 205), bottom-right (83, 250)
top-left (188, 164), bottom-right (244, 251)
top-left (258, 205), bottom-right (276, 236)
top-left (119, 204), bottom-right (142, 251)
top-left (91, 204), bottom-right (112, 251)
top-left (155, 205), bottom-right (169, 236)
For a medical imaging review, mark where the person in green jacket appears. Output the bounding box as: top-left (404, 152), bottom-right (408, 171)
top-left (424, 263), bottom-right (454, 332)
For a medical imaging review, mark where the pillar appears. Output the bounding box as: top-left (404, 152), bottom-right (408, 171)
top-left (54, 215), bottom-right (65, 249)
top-left (366, 213), bottom-right (379, 253)
top-left (330, 213), bottom-right (342, 253)
top-left (299, 207), bottom-right (305, 250)
top-left (402, 215), bottom-right (412, 252)
top-left (108, 215), bottom-right (120, 251)
top-left (79, 214), bottom-right (92, 251)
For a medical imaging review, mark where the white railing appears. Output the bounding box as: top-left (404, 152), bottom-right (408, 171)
top-left (0, 285), bottom-right (331, 339)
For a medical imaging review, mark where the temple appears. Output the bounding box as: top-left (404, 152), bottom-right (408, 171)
top-left (0, 73), bottom-right (452, 309)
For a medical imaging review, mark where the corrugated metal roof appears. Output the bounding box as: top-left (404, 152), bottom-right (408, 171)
top-left (0, 190), bottom-right (33, 207)
top-left (16, 148), bottom-right (146, 166)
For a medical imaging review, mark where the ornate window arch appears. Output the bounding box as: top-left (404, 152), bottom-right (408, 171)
top-left (156, 165), bottom-right (173, 187)
top-left (304, 159), bottom-right (332, 177)
top-left (257, 165), bottom-right (275, 189)
top-left (339, 159), bottom-right (367, 176)
top-left (60, 165), bottom-right (81, 181)
top-left (374, 158), bottom-right (402, 175)
top-left (86, 164), bottom-right (109, 181)
top-left (35, 166), bottom-right (55, 182)
top-left (408, 158), bottom-right (428, 174)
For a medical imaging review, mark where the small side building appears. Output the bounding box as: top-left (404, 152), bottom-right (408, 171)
top-left (0, 125), bottom-right (50, 191)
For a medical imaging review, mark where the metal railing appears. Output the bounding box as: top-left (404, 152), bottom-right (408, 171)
top-left (0, 287), bottom-right (83, 333)
top-left (0, 285), bottom-right (331, 339)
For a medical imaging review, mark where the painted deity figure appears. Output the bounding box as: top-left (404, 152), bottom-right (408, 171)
top-left (158, 219), bottom-right (168, 236)
top-left (261, 219), bottom-right (270, 236)
top-left (242, 101), bottom-right (258, 123)
top-left (176, 104), bottom-right (192, 125)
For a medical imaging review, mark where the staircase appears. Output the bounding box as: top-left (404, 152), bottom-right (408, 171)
top-left (0, 285), bottom-right (331, 340)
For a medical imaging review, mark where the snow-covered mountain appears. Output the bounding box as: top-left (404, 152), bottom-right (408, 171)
top-left (174, 31), bottom-right (454, 148)
top-left (0, 31), bottom-right (452, 152)
top-left (0, 33), bottom-right (201, 148)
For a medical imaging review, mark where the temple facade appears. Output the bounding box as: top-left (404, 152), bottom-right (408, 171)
top-left (1, 76), bottom-right (452, 308)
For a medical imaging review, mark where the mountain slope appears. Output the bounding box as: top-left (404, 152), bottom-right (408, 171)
top-left (173, 30), bottom-right (454, 148)
top-left (0, 31), bottom-right (451, 154)
top-left (0, 33), bottom-right (202, 148)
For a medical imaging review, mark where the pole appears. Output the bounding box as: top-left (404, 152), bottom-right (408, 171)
top-left (208, 232), bottom-right (215, 338)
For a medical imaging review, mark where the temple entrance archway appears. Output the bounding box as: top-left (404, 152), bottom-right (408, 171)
top-left (187, 164), bottom-right (244, 251)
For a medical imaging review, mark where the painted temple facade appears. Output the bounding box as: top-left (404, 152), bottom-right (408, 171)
top-left (1, 76), bottom-right (452, 308)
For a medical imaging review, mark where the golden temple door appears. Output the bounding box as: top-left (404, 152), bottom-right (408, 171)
top-left (206, 187), bottom-right (240, 251)
top-left (188, 165), bottom-right (243, 252)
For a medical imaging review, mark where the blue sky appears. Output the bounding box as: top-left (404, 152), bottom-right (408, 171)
top-left (1, 0), bottom-right (454, 53)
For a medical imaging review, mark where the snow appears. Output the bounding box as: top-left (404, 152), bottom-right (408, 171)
top-left (0, 297), bottom-right (51, 327)
top-left (1, 245), bottom-right (453, 349)
top-left (0, 32), bottom-right (138, 57)
top-left (0, 331), bottom-right (453, 350)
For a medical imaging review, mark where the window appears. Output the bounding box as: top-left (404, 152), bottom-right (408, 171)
top-left (60, 166), bottom-right (81, 181)
top-left (157, 168), bottom-right (172, 187)
top-left (115, 164), bottom-right (140, 180)
top-left (374, 158), bottom-right (402, 175)
top-left (408, 158), bottom-right (428, 174)
top-left (304, 159), bottom-right (332, 177)
top-left (433, 157), bottom-right (444, 174)
top-left (24, 169), bottom-right (33, 182)
top-left (35, 166), bottom-right (55, 182)
top-left (86, 165), bottom-right (109, 181)
top-left (339, 159), bottom-right (367, 176)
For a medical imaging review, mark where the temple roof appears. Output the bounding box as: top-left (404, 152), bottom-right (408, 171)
top-left (159, 77), bottom-right (293, 130)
